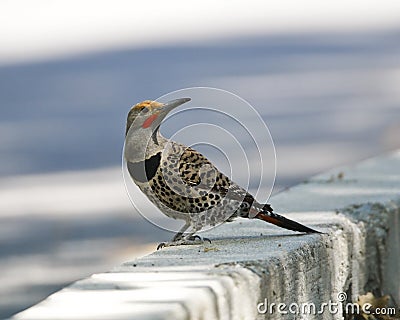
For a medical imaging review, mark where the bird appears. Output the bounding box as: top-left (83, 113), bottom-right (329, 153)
top-left (124, 98), bottom-right (320, 249)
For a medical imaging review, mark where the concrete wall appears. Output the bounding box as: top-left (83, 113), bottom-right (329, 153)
top-left (12, 151), bottom-right (400, 319)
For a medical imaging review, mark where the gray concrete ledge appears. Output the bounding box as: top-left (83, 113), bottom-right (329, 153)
top-left (12, 151), bottom-right (400, 319)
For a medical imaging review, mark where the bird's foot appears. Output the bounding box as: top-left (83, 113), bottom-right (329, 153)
top-left (187, 235), bottom-right (212, 243)
top-left (157, 242), bottom-right (168, 250)
top-left (157, 235), bottom-right (211, 250)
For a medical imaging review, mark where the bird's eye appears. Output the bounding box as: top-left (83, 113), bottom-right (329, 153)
top-left (141, 108), bottom-right (149, 114)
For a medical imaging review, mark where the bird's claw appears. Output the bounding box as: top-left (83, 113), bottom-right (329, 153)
top-left (157, 242), bottom-right (166, 250)
top-left (156, 236), bottom-right (212, 249)
top-left (188, 235), bottom-right (211, 243)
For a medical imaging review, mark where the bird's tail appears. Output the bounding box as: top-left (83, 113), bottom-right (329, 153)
top-left (255, 205), bottom-right (321, 234)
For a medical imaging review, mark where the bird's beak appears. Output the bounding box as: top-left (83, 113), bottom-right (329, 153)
top-left (159, 98), bottom-right (191, 118)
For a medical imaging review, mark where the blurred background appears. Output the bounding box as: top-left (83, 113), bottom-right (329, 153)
top-left (1, 0), bottom-right (400, 318)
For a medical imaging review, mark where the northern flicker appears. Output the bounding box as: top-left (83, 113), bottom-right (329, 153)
top-left (124, 98), bottom-right (320, 249)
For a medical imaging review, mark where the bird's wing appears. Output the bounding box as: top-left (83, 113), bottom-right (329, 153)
top-left (175, 145), bottom-right (256, 206)
top-left (175, 146), bottom-right (231, 190)
top-left (176, 146), bottom-right (211, 187)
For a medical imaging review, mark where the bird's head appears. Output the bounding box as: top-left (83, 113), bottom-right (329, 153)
top-left (126, 98), bottom-right (191, 136)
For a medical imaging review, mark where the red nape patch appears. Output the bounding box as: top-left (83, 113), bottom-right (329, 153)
top-left (142, 114), bottom-right (158, 128)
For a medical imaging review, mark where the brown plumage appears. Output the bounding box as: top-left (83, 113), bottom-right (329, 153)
top-left (124, 98), bottom-right (320, 248)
